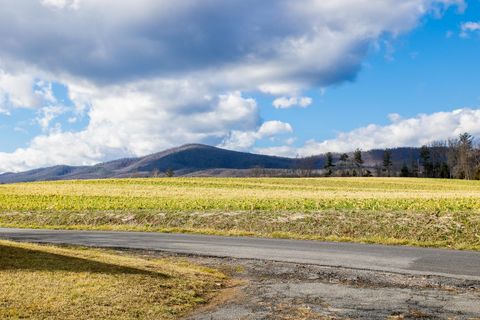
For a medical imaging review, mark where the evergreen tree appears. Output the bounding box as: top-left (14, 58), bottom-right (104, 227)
top-left (457, 132), bottom-right (475, 180)
top-left (324, 152), bottom-right (335, 177)
top-left (419, 145), bottom-right (432, 177)
top-left (353, 149), bottom-right (363, 176)
top-left (165, 168), bottom-right (174, 177)
top-left (339, 153), bottom-right (349, 162)
top-left (400, 162), bottom-right (410, 177)
top-left (354, 149), bottom-right (363, 165)
top-left (324, 152), bottom-right (335, 169)
top-left (440, 162), bottom-right (450, 179)
top-left (382, 149), bottom-right (393, 176)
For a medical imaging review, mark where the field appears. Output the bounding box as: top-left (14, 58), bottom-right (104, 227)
top-left (1, 177), bottom-right (480, 250)
top-left (0, 240), bottom-right (225, 320)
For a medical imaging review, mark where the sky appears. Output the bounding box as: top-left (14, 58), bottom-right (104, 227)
top-left (0, 0), bottom-right (479, 172)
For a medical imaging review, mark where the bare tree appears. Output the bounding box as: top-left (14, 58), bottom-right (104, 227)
top-left (251, 166), bottom-right (266, 177)
top-left (297, 156), bottom-right (317, 177)
top-left (152, 168), bottom-right (160, 178)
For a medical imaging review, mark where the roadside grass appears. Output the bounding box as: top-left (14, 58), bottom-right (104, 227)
top-left (1, 209), bottom-right (479, 250)
top-left (1, 177), bottom-right (480, 250)
top-left (0, 240), bottom-right (226, 320)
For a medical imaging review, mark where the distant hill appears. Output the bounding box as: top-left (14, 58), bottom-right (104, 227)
top-left (0, 144), bottom-right (295, 183)
top-left (0, 144), bottom-right (444, 183)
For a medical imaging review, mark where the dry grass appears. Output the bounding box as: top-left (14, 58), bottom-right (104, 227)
top-left (1, 177), bottom-right (480, 250)
top-left (0, 240), bottom-right (225, 320)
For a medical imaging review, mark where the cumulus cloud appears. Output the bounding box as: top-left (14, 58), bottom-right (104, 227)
top-left (0, 0), bottom-right (466, 172)
top-left (0, 89), bottom-right (260, 171)
top-left (273, 96), bottom-right (313, 109)
top-left (460, 21), bottom-right (480, 38)
top-left (295, 108), bottom-right (480, 156)
top-left (0, 0), bottom-right (462, 89)
top-left (0, 70), bottom-right (39, 109)
top-left (219, 120), bottom-right (293, 151)
top-left (257, 121), bottom-right (293, 137)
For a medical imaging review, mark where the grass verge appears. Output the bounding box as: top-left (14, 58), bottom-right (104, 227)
top-left (1, 209), bottom-right (479, 250)
top-left (0, 240), bottom-right (226, 320)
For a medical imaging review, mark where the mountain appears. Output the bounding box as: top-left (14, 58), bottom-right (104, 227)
top-left (0, 144), bottom-right (296, 183)
top-left (0, 144), bottom-right (447, 183)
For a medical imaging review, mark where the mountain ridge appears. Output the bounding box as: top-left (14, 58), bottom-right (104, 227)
top-left (0, 144), bottom-right (430, 183)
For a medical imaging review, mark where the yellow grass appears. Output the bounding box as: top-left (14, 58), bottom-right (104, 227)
top-left (1, 177), bottom-right (480, 212)
top-left (0, 240), bottom-right (225, 320)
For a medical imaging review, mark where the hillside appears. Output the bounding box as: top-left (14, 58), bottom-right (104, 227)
top-left (0, 144), bottom-right (296, 183)
top-left (0, 144), bottom-right (442, 183)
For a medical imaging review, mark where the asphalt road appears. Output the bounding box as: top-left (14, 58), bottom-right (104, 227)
top-left (1, 228), bottom-right (479, 280)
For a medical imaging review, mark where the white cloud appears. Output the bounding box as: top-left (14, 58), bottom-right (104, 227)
top-left (220, 120), bottom-right (293, 151)
top-left (460, 21), bottom-right (480, 38)
top-left (388, 113), bottom-right (402, 122)
top-left (35, 81), bottom-right (57, 104)
top-left (296, 108), bottom-right (480, 156)
top-left (0, 88), bottom-right (261, 171)
top-left (0, 95), bottom-right (9, 114)
top-left (285, 137), bottom-right (296, 145)
top-left (0, 70), bottom-right (61, 111)
top-left (0, 70), bottom-right (38, 109)
top-left (41, 0), bottom-right (80, 10)
top-left (251, 108), bottom-right (480, 158)
top-left (258, 121), bottom-right (293, 137)
top-left (273, 96), bottom-right (313, 109)
top-left (37, 105), bottom-right (65, 131)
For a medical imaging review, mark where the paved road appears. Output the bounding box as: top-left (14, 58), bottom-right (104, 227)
top-left (1, 228), bottom-right (479, 280)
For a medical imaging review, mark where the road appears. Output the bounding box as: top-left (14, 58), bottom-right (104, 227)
top-left (1, 227), bottom-right (479, 280)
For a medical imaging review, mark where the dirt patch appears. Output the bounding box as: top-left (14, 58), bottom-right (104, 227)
top-left (190, 279), bottom-right (246, 316)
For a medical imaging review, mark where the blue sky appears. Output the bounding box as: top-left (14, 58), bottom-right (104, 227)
top-left (0, 0), bottom-right (479, 172)
top-left (256, 1), bottom-right (480, 150)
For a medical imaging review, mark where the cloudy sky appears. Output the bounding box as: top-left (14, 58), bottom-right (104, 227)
top-left (0, 0), bottom-right (479, 172)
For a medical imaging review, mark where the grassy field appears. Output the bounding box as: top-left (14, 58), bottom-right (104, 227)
top-left (1, 177), bottom-right (480, 250)
top-left (0, 240), bottom-right (225, 320)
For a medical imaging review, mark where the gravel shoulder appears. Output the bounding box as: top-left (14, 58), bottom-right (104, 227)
top-left (155, 253), bottom-right (480, 320)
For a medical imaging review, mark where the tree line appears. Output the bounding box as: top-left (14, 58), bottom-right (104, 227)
top-left (143, 132), bottom-right (479, 180)
top-left (321, 132), bottom-right (480, 180)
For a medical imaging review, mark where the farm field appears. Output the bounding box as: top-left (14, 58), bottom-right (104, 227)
top-left (0, 240), bottom-right (225, 320)
top-left (1, 177), bottom-right (480, 250)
